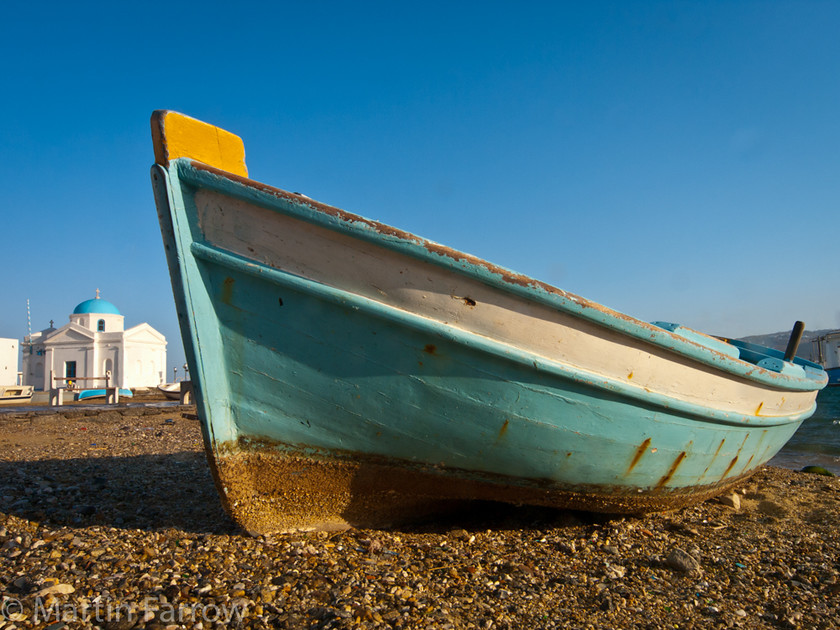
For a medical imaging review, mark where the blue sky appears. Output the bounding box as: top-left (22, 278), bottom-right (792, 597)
top-left (1, 1), bottom-right (838, 377)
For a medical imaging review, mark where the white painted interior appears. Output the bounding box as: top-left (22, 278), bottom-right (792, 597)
top-left (196, 189), bottom-right (816, 419)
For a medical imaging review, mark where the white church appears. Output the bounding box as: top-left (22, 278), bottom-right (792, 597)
top-left (22, 291), bottom-right (167, 391)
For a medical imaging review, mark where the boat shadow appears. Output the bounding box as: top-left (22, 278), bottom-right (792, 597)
top-left (0, 453), bottom-right (616, 536)
top-left (0, 452), bottom-right (238, 535)
top-left (337, 462), bottom-right (628, 535)
top-left (385, 500), bottom-right (618, 535)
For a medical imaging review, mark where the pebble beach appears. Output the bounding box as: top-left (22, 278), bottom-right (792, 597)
top-left (1, 403), bottom-right (838, 629)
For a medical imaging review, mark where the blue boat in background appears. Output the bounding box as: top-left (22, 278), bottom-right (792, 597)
top-left (76, 388), bottom-right (133, 401)
top-left (150, 111), bottom-right (828, 533)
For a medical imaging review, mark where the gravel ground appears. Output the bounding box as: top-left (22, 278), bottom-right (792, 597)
top-left (1, 406), bottom-right (838, 629)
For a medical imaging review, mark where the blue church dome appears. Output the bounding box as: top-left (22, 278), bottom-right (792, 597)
top-left (73, 293), bottom-right (122, 315)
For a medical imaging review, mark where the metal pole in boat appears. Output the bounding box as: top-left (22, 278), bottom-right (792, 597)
top-left (784, 321), bottom-right (805, 362)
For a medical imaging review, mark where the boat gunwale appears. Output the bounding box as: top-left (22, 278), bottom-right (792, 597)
top-left (173, 158), bottom-right (826, 393)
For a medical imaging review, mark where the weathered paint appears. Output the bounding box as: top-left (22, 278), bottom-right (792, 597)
top-left (150, 111), bottom-right (827, 533)
top-left (151, 111), bottom-right (247, 178)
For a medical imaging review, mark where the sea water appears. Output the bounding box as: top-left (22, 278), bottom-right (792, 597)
top-left (771, 386), bottom-right (840, 474)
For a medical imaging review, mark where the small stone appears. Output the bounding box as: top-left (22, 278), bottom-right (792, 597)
top-left (560, 541), bottom-right (577, 554)
top-left (718, 493), bottom-right (741, 510)
top-left (13, 575), bottom-right (34, 591)
top-left (666, 548), bottom-right (702, 574)
top-left (600, 595), bottom-right (616, 611)
top-left (606, 565), bottom-right (626, 579)
top-left (36, 583), bottom-right (75, 597)
top-left (735, 609), bottom-right (747, 617)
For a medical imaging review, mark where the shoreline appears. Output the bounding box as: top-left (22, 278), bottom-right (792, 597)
top-left (1, 407), bottom-right (838, 628)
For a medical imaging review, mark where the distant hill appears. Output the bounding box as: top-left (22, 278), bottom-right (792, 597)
top-left (739, 328), bottom-right (835, 359)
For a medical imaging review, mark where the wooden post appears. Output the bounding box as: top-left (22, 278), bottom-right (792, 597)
top-left (49, 388), bottom-right (64, 406)
top-left (180, 380), bottom-right (193, 405)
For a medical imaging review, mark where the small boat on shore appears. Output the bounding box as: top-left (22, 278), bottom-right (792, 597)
top-left (76, 388), bottom-right (133, 402)
top-left (810, 331), bottom-right (840, 386)
top-left (0, 385), bottom-right (34, 404)
top-left (157, 382), bottom-right (182, 400)
top-left (150, 110), bottom-right (828, 533)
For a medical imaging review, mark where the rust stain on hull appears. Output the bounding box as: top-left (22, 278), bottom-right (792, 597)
top-left (627, 437), bottom-right (652, 474)
top-left (721, 456), bottom-right (739, 479)
top-left (221, 276), bottom-right (235, 305)
top-left (655, 451), bottom-right (687, 489)
top-left (700, 438), bottom-right (727, 478)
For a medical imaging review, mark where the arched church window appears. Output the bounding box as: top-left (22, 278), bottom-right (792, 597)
top-left (98, 319), bottom-right (105, 332)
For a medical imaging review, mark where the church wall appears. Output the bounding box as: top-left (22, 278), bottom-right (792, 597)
top-left (48, 345), bottom-right (91, 389)
top-left (69, 313), bottom-right (124, 333)
top-left (100, 346), bottom-right (121, 387)
top-left (124, 343), bottom-right (166, 387)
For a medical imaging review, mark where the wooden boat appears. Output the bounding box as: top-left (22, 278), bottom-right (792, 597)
top-left (76, 388), bottom-right (133, 401)
top-left (157, 382), bottom-right (182, 400)
top-left (810, 331), bottom-right (840, 386)
top-left (0, 385), bottom-right (34, 404)
top-left (150, 111), bottom-right (828, 533)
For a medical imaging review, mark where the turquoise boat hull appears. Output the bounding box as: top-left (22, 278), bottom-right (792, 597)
top-left (76, 388), bottom-right (133, 401)
top-left (150, 111), bottom-right (827, 532)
